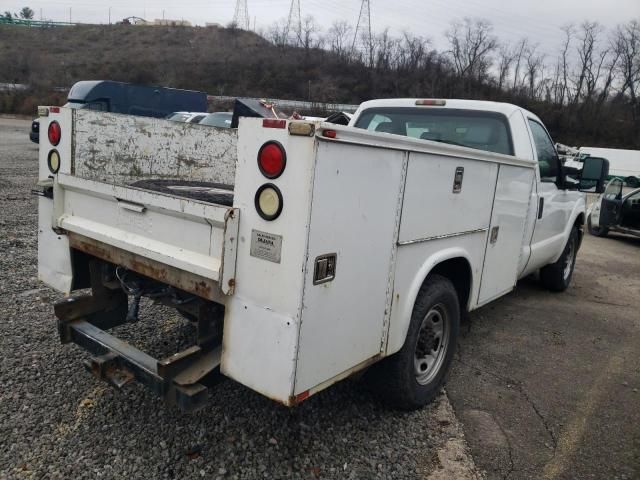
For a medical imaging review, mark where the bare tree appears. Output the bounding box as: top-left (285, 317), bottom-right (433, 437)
top-left (374, 28), bottom-right (398, 70)
top-left (555, 24), bottom-right (575, 104)
top-left (572, 22), bottom-right (603, 104)
top-left (511, 38), bottom-right (528, 92)
top-left (496, 43), bottom-right (514, 91)
top-left (397, 32), bottom-right (429, 72)
top-left (614, 19), bottom-right (640, 129)
top-left (524, 44), bottom-right (546, 99)
top-left (327, 21), bottom-right (352, 60)
top-left (300, 16), bottom-right (323, 51)
top-left (446, 17), bottom-right (498, 83)
top-left (267, 20), bottom-right (289, 47)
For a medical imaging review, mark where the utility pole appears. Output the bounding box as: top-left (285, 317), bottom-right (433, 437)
top-left (232, 0), bottom-right (249, 30)
top-left (108, 7), bottom-right (111, 24)
top-left (285, 0), bottom-right (302, 45)
top-left (69, 7), bottom-right (72, 23)
top-left (352, 0), bottom-right (373, 66)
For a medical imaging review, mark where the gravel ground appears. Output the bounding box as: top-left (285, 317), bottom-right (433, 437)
top-left (0, 118), bottom-right (480, 480)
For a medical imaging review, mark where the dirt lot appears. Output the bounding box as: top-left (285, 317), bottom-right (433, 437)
top-left (448, 231), bottom-right (640, 479)
top-left (1, 117), bottom-right (638, 479)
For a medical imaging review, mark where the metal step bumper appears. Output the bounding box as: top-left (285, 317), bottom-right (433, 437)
top-left (55, 262), bottom-right (223, 413)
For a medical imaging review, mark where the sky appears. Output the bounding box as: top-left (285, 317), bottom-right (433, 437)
top-left (4, 0), bottom-right (640, 59)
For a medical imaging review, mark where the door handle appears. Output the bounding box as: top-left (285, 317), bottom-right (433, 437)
top-left (537, 197), bottom-right (544, 219)
top-left (118, 200), bottom-right (146, 213)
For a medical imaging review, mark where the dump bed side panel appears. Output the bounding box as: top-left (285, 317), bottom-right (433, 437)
top-left (38, 108), bottom-right (239, 298)
top-left (73, 110), bottom-right (237, 185)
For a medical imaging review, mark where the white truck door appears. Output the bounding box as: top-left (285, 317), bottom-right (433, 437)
top-left (526, 119), bottom-right (572, 267)
top-left (478, 165), bottom-right (534, 304)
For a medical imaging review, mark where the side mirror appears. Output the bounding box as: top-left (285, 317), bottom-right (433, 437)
top-left (579, 157), bottom-right (609, 193)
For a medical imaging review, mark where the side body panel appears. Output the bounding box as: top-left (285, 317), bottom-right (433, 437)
top-left (399, 156), bottom-right (497, 241)
top-left (37, 108), bottom-right (74, 292)
top-left (221, 119), bottom-right (317, 403)
top-left (478, 165), bottom-right (534, 304)
top-left (37, 196), bottom-right (73, 293)
top-left (293, 142), bottom-right (407, 394)
top-left (387, 152), bottom-right (501, 356)
top-left (386, 235), bottom-right (487, 355)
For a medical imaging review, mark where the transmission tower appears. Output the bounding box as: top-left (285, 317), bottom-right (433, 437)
top-left (285, 0), bottom-right (302, 45)
top-left (352, 0), bottom-right (373, 65)
top-left (232, 0), bottom-right (249, 30)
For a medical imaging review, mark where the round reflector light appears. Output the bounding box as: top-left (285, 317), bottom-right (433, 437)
top-left (257, 141), bottom-right (286, 179)
top-left (47, 150), bottom-right (61, 174)
top-left (255, 184), bottom-right (283, 221)
top-left (48, 121), bottom-right (61, 146)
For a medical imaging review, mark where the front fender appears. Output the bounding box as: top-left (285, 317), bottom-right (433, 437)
top-left (550, 195), bottom-right (586, 263)
top-left (386, 246), bottom-right (475, 357)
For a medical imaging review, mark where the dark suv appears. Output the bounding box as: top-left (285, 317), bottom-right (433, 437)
top-left (30, 80), bottom-right (208, 143)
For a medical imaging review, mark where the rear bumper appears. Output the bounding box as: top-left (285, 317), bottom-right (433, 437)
top-left (55, 271), bottom-right (224, 412)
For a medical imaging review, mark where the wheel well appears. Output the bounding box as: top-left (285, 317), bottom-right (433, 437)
top-left (429, 257), bottom-right (472, 312)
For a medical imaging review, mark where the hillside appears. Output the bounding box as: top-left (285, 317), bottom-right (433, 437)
top-left (0, 23), bottom-right (638, 148)
top-left (0, 24), bottom-right (377, 105)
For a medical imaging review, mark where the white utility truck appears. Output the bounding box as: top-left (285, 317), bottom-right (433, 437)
top-left (35, 99), bottom-right (608, 412)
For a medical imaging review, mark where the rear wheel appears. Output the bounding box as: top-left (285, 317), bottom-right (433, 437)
top-left (366, 274), bottom-right (460, 410)
top-left (587, 215), bottom-right (609, 237)
top-left (540, 227), bottom-right (579, 292)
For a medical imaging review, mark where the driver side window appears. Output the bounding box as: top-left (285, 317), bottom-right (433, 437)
top-left (528, 119), bottom-right (559, 183)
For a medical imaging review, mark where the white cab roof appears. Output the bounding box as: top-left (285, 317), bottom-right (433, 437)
top-left (350, 98), bottom-right (540, 124)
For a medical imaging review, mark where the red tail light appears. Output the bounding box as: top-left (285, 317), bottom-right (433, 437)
top-left (48, 121), bottom-right (61, 146)
top-left (258, 141), bottom-right (286, 179)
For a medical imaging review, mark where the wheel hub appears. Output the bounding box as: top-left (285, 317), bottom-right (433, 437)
top-left (414, 304), bottom-right (449, 385)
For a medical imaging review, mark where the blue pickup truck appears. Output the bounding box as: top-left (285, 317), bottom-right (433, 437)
top-left (30, 80), bottom-right (208, 143)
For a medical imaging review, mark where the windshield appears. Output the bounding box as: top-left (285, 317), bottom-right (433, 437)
top-left (63, 102), bottom-right (85, 110)
top-left (199, 112), bottom-right (233, 128)
top-left (354, 107), bottom-right (514, 156)
top-left (167, 112), bottom-right (192, 122)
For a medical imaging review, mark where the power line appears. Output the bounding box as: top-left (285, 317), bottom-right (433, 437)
top-left (285, 0), bottom-right (302, 45)
top-left (232, 0), bottom-right (249, 29)
top-left (352, 0), bottom-right (372, 64)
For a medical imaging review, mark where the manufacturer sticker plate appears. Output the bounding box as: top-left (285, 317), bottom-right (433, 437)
top-left (250, 230), bottom-right (283, 263)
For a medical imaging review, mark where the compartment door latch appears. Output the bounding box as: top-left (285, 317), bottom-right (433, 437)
top-left (313, 253), bottom-right (337, 285)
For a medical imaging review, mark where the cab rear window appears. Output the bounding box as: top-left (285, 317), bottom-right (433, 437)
top-left (354, 107), bottom-right (514, 156)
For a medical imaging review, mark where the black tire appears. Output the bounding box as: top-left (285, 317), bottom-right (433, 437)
top-left (366, 274), bottom-right (460, 410)
top-left (587, 215), bottom-right (609, 237)
top-left (540, 227), bottom-right (579, 292)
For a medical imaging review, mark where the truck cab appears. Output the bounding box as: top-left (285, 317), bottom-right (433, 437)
top-left (35, 98), bottom-right (608, 412)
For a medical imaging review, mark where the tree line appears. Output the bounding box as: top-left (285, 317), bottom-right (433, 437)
top-left (259, 15), bottom-right (640, 148)
top-left (0, 14), bottom-right (638, 148)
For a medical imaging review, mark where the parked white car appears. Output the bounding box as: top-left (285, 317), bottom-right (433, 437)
top-left (166, 111), bottom-right (208, 124)
top-left (35, 98), bottom-right (607, 412)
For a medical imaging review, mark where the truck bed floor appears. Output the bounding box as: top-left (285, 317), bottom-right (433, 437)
top-left (130, 180), bottom-right (234, 206)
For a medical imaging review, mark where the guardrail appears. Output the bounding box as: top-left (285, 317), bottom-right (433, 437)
top-left (0, 18), bottom-right (76, 27)
top-left (207, 95), bottom-right (359, 113)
